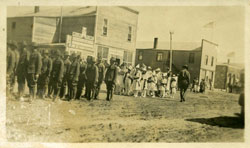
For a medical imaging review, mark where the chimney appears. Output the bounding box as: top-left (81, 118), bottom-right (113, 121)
top-left (34, 6), bottom-right (40, 13)
top-left (153, 38), bottom-right (158, 49)
top-left (227, 59), bottom-right (230, 64)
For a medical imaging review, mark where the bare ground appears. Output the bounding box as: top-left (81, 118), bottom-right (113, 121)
top-left (6, 90), bottom-right (244, 142)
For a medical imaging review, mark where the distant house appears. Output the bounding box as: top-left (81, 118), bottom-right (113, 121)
top-left (7, 6), bottom-right (139, 65)
top-left (135, 38), bottom-right (218, 86)
top-left (214, 63), bottom-right (244, 93)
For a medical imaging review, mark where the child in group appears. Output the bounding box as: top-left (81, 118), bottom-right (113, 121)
top-left (140, 67), bottom-right (148, 98)
top-left (159, 73), bottom-right (168, 98)
top-left (170, 74), bottom-right (177, 98)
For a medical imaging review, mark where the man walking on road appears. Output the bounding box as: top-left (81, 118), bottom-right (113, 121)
top-left (104, 57), bottom-right (118, 101)
top-left (178, 65), bottom-right (190, 102)
top-left (75, 56), bottom-right (87, 100)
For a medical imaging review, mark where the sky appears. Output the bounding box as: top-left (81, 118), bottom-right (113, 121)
top-left (7, 6), bottom-right (245, 63)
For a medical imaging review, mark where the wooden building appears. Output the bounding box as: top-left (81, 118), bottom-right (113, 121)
top-left (135, 39), bottom-right (218, 86)
top-left (7, 6), bottom-right (139, 65)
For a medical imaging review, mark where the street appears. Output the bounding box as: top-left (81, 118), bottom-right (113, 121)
top-left (6, 90), bottom-right (244, 142)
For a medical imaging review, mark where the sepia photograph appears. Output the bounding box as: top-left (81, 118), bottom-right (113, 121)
top-left (4, 4), bottom-right (246, 143)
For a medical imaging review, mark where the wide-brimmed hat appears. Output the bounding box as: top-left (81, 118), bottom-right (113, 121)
top-left (147, 66), bottom-right (152, 70)
top-left (142, 67), bottom-right (147, 71)
top-left (135, 64), bottom-right (140, 69)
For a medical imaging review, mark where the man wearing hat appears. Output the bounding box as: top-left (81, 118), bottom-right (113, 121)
top-left (178, 64), bottom-right (190, 102)
top-left (75, 56), bottom-right (87, 100)
top-left (37, 49), bottom-right (52, 99)
top-left (104, 57), bottom-right (118, 101)
top-left (85, 56), bottom-right (99, 101)
top-left (26, 42), bottom-right (42, 101)
top-left (16, 41), bottom-right (30, 100)
top-left (94, 56), bottom-right (105, 99)
top-left (59, 51), bottom-right (71, 99)
top-left (67, 53), bottom-right (80, 101)
top-left (50, 49), bottom-right (64, 101)
top-left (7, 40), bottom-right (16, 97)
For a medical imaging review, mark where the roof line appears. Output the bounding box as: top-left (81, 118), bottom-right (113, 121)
top-left (118, 6), bottom-right (139, 14)
top-left (202, 39), bottom-right (219, 46)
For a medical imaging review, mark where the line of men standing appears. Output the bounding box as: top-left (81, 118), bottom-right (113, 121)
top-left (7, 41), bottom-right (118, 102)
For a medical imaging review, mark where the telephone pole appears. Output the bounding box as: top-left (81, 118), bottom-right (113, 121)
top-left (169, 31), bottom-right (174, 71)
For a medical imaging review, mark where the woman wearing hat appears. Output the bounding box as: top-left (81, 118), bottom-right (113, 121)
top-left (123, 65), bottom-right (133, 96)
top-left (140, 67), bottom-right (148, 98)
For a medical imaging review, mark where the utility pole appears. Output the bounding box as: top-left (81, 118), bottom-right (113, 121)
top-left (59, 6), bottom-right (63, 43)
top-left (169, 31), bottom-right (174, 71)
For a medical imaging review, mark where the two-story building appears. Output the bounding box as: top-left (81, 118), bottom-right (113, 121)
top-left (7, 6), bottom-right (139, 65)
top-left (135, 38), bottom-right (218, 86)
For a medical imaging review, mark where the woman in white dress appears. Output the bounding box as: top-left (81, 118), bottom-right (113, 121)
top-left (124, 66), bottom-right (133, 96)
top-left (132, 65), bottom-right (142, 97)
top-left (140, 67), bottom-right (148, 98)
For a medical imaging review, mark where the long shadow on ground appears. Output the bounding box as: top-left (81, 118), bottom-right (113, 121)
top-left (186, 116), bottom-right (244, 129)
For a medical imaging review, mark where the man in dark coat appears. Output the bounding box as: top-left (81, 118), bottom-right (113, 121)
top-left (37, 49), bottom-right (52, 99)
top-left (95, 56), bottom-right (105, 99)
top-left (178, 64), bottom-right (190, 102)
top-left (85, 56), bottom-right (99, 101)
top-left (51, 50), bottom-right (64, 101)
top-left (104, 57), bottom-right (118, 101)
top-left (67, 53), bottom-right (80, 101)
top-left (60, 51), bottom-right (71, 99)
top-left (76, 56), bottom-right (87, 100)
top-left (16, 41), bottom-right (30, 100)
top-left (47, 53), bottom-right (56, 98)
top-left (6, 41), bottom-right (16, 97)
top-left (27, 43), bottom-right (42, 101)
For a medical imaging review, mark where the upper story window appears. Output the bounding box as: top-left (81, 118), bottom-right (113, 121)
top-left (128, 26), bottom-right (132, 42)
top-left (205, 55), bottom-right (209, 65)
top-left (189, 53), bottom-right (195, 64)
top-left (211, 56), bottom-right (214, 66)
top-left (12, 22), bottom-right (16, 29)
top-left (138, 51), bottom-right (143, 61)
top-left (102, 19), bottom-right (108, 36)
top-left (156, 52), bottom-right (163, 62)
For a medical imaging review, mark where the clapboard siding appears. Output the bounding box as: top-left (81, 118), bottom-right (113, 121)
top-left (95, 6), bottom-right (138, 52)
top-left (7, 17), bottom-right (33, 43)
top-left (33, 17), bottom-right (59, 43)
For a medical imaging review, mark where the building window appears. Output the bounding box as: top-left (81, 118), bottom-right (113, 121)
top-left (211, 56), bottom-right (214, 66)
top-left (97, 46), bottom-right (109, 61)
top-left (124, 51), bottom-right (133, 65)
top-left (102, 19), bottom-right (108, 36)
top-left (138, 51), bottom-right (143, 60)
top-left (156, 52), bottom-right (163, 61)
top-left (128, 26), bottom-right (132, 42)
top-left (12, 22), bottom-right (16, 29)
top-left (205, 55), bottom-right (209, 65)
top-left (189, 53), bottom-right (195, 63)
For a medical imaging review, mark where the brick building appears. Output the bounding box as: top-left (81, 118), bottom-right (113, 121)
top-left (7, 6), bottom-right (139, 65)
top-left (214, 63), bottom-right (244, 93)
top-left (135, 39), bottom-right (218, 86)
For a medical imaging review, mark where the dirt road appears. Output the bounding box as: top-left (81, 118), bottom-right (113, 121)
top-left (6, 90), bottom-right (244, 142)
